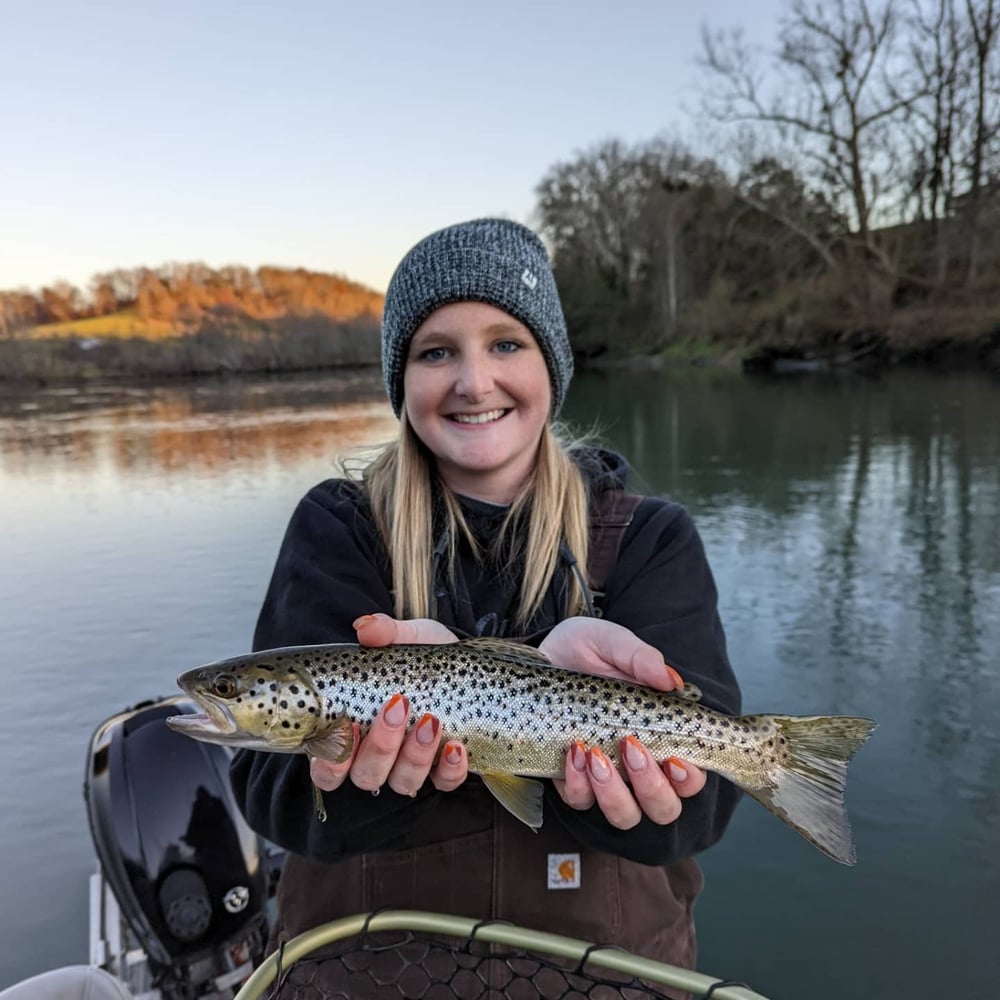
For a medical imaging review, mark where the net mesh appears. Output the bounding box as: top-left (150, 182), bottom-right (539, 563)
top-left (263, 924), bottom-right (713, 1000)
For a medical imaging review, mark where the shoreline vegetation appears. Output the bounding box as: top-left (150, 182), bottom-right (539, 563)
top-left (5, 0), bottom-right (1000, 383)
top-left (2, 278), bottom-right (997, 385)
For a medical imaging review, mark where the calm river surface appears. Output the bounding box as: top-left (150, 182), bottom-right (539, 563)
top-left (1, 367), bottom-right (998, 998)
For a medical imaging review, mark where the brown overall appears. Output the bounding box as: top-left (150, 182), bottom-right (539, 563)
top-left (265, 493), bottom-right (703, 998)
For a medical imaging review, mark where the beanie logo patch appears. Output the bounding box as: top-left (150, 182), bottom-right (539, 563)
top-left (520, 268), bottom-right (539, 291)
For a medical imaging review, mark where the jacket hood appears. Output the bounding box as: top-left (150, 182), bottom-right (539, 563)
top-left (572, 446), bottom-right (631, 494)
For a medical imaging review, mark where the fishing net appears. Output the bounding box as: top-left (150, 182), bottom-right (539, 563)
top-left (233, 911), bottom-right (767, 1000)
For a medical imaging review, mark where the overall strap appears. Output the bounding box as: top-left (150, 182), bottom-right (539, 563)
top-left (586, 490), bottom-right (643, 615)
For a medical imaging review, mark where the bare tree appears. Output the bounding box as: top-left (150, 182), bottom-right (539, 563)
top-left (963, 0), bottom-right (1000, 283)
top-left (894, 0), bottom-right (963, 283)
top-left (702, 0), bottom-right (921, 273)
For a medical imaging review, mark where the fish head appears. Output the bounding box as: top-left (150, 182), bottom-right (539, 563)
top-left (167, 652), bottom-right (325, 752)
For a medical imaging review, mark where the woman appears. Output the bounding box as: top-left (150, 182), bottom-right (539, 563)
top-left (230, 219), bottom-right (742, 987)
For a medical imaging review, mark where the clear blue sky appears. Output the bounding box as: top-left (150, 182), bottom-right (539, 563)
top-left (0, 0), bottom-right (782, 296)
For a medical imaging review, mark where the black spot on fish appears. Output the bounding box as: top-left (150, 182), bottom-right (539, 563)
top-left (279, 700), bottom-right (288, 709)
top-left (281, 721), bottom-right (290, 728)
top-left (290, 685), bottom-right (299, 695)
top-left (297, 700), bottom-right (306, 709)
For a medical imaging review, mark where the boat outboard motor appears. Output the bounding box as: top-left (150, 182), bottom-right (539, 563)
top-left (85, 696), bottom-right (269, 998)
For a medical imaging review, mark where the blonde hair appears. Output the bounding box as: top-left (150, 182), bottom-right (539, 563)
top-left (358, 413), bottom-right (590, 630)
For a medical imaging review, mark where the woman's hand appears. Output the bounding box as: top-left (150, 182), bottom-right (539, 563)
top-left (309, 613), bottom-right (468, 797)
top-left (541, 617), bottom-right (707, 829)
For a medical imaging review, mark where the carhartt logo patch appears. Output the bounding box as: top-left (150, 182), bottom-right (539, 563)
top-left (547, 852), bottom-right (580, 889)
top-left (521, 268), bottom-right (538, 291)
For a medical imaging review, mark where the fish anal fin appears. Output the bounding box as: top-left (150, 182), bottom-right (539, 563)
top-left (305, 715), bottom-right (355, 765)
top-left (479, 770), bottom-right (544, 830)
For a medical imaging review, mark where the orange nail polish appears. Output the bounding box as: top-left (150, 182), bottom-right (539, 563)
top-left (570, 741), bottom-right (587, 772)
top-left (587, 747), bottom-right (612, 783)
top-left (623, 736), bottom-right (647, 771)
top-left (415, 713), bottom-right (439, 746)
top-left (667, 756), bottom-right (688, 783)
top-left (383, 693), bottom-right (407, 727)
top-left (666, 666), bottom-right (685, 690)
top-left (444, 741), bottom-right (463, 766)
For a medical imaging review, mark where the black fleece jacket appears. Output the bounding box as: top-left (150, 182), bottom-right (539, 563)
top-left (230, 450), bottom-right (743, 866)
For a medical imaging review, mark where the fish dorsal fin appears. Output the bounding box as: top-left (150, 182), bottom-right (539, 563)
top-left (479, 770), bottom-right (545, 830)
top-left (305, 715), bottom-right (355, 764)
top-left (460, 637), bottom-right (552, 668)
top-left (673, 682), bottom-right (703, 703)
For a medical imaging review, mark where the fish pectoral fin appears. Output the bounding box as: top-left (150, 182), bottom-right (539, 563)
top-left (479, 770), bottom-right (544, 830)
top-left (304, 715), bottom-right (355, 765)
top-left (312, 785), bottom-right (328, 823)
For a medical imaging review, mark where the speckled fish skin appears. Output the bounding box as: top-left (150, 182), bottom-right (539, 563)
top-left (167, 636), bottom-right (876, 864)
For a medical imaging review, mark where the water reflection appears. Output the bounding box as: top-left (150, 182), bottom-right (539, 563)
top-left (0, 372), bottom-right (397, 481)
top-left (0, 367), bottom-right (998, 997)
top-left (567, 367), bottom-right (1000, 841)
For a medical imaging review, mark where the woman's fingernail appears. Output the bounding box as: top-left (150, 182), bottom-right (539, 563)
top-left (383, 694), bottom-right (408, 727)
top-left (415, 713), bottom-right (439, 746)
top-left (623, 736), bottom-right (647, 771)
top-left (353, 614), bottom-right (376, 629)
top-left (570, 741), bottom-right (587, 772)
top-left (587, 747), bottom-right (612, 783)
top-left (444, 741), bottom-right (463, 766)
top-left (666, 666), bottom-right (685, 690)
top-left (667, 756), bottom-right (688, 783)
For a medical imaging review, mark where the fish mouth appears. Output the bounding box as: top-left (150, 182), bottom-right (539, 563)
top-left (166, 697), bottom-right (238, 739)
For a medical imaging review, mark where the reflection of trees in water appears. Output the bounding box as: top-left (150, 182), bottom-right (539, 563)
top-left (0, 374), bottom-right (397, 478)
top-left (569, 367), bottom-right (1000, 793)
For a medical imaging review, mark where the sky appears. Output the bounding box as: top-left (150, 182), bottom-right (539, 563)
top-left (0, 0), bottom-right (784, 296)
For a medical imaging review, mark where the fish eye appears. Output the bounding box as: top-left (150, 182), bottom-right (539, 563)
top-left (212, 674), bottom-right (238, 699)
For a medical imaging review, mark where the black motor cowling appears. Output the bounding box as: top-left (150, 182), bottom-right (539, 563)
top-left (84, 696), bottom-right (268, 980)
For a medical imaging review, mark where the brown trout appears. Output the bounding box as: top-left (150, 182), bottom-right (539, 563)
top-left (166, 637), bottom-right (876, 864)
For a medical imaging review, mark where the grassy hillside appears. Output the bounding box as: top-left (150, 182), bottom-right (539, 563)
top-left (28, 311), bottom-right (178, 339)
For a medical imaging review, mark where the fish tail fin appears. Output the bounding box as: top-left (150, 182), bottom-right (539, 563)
top-left (740, 715), bottom-right (876, 865)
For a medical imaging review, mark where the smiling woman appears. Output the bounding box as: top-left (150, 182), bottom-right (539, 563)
top-left (404, 303), bottom-right (552, 503)
top-left (228, 218), bottom-right (743, 1000)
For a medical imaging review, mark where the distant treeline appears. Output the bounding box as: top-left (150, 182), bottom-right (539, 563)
top-left (0, 316), bottom-right (381, 383)
top-left (0, 263), bottom-right (383, 335)
top-left (535, 0), bottom-right (1000, 366)
top-left (4, 0), bottom-right (1000, 376)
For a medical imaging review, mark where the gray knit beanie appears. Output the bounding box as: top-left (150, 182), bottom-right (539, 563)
top-left (381, 218), bottom-right (574, 417)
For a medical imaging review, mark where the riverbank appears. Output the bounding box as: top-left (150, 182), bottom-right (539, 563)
top-left (0, 316), bottom-right (382, 385)
top-left (2, 309), bottom-right (999, 386)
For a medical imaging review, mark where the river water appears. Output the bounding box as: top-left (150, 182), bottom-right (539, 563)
top-left (0, 367), bottom-right (997, 998)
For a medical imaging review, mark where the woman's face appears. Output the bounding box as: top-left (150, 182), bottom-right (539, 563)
top-left (403, 301), bottom-right (552, 504)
